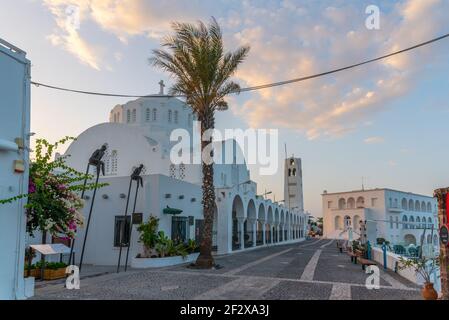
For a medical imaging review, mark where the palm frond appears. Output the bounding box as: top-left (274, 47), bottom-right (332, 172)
top-left (150, 16), bottom-right (249, 116)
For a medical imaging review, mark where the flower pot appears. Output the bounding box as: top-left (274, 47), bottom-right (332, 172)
top-left (42, 267), bottom-right (67, 280)
top-left (421, 282), bottom-right (438, 300)
top-left (24, 268), bottom-right (41, 279)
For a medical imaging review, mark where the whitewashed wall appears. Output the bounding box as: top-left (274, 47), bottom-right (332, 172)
top-left (0, 39), bottom-right (31, 299)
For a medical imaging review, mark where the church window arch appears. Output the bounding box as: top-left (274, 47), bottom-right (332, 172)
top-left (169, 164), bottom-right (176, 178)
top-left (168, 110), bottom-right (172, 123)
top-left (179, 163), bottom-right (186, 180)
top-left (152, 108), bottom-right (157, 121)
top-left (111, 150), bottom-right (118, 174)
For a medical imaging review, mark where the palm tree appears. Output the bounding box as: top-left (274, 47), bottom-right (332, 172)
top-left (150, 17), bottom-right (250, 268)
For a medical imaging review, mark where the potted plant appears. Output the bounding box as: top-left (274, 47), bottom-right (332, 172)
top-left (136, 216), bottom-right (160, 258)
top-left (187, 239), bottom-right (199, 254)
top-left (398, 255), bottom-right (440, 300)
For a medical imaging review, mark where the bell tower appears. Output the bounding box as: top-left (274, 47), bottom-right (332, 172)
top-left (284, 156), bottom-right (304, 211)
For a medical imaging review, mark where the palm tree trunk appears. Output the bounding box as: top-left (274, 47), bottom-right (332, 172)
top-left (195, 112), bottom-right (216, 268)
top-left (435, 188), bottom-right (449, 299)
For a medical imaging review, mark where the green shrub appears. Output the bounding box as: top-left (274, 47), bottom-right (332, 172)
top-left (137, 216), bottom-right (160, 251)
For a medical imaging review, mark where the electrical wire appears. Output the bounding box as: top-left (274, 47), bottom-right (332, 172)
top-left (30, 32), bottom-right (449, 98)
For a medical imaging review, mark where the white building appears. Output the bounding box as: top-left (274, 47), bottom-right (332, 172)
top-left (57, 84), bottom-right (308, 266)
top-left (322, 188), bottom-right (439, 246)
top-left (0, 38), bottom-right (32, 299)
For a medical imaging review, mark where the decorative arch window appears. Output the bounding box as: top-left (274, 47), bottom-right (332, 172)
top-left (416, 216), bottom-right (421, 228)
top-left (292, 168), bottom-right (297, 176)
top-left (344, 216), bottom-right (351, 229)
top-left (132, 109), bottom-right (137, 122)
top-left (402, 215), bottom-right (408, 229)
top-left (409, 216), bottom-right (415, 229)
top-left (145, 108), bottom-right (150, 122)
top-left (338, 198), bottom-right (346, 210)
top-left (168, 110), bottom-right (172, 123)
top-left (169, 164), bottom-right (176, 178)
top-left (401, 198), bottom-right (408, 210)
top-left (127, 110), bottom-right (131, 123)
top-left (421, 201), bottom-right (426, 212)
top-left (415, 200), bottom-right (420, 211)
top-left (394, 199), bottom-right (398, 208)
top-left (427, 202), bottom-right (432, 213)
top-left (288, 169), bottom-right (291, 176)
top-left (427, 217), bottom-right (432, 228)
top-left (347, 198), bottom-right (355, 209)
top-left (408, 199), bottom-right (414, 211)
top-left (179, 163), bottom-right (186, 180)
top-left (104, 150), bottom-right (111, 174)
top-left (152, 108), bottom-right (157, 121)
top-left (356, 197), bottom-right (365, 208)
top-left (111, 150), bottom-right (118, 174)
top-left (174, 110), bottom-right (179, 124)
top-left (290, 159), bottom-right (295, 166)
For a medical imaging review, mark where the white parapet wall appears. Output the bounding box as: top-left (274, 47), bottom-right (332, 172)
top-left (131, 253), bottom-right (200, 268)
top-left (371, 247), bottom-right (441, 292)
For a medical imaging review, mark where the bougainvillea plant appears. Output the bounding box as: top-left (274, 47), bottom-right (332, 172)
top-left (0, 136), bottom-right (106, 239)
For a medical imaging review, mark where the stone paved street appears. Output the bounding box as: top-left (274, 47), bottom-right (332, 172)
top-left (32, 239), bottom-right (422, 300)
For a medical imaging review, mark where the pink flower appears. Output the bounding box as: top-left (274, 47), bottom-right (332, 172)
top-left (69, 220), bottom-right (77, 231)
top-left (58, 184), bottom-right (67, 191)
top-left (28, 179), bottom-right (36, 193)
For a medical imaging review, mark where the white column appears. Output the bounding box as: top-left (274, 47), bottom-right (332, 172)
top-left (239, 219), bottom-right (245, 250)
top-left (252, 221), bottom-right (257, 247)
top-left (262, 222), bottom-right (266, 245)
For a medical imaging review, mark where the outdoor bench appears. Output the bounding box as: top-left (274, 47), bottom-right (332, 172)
top-left (357, 257), bottom-right (377, 270)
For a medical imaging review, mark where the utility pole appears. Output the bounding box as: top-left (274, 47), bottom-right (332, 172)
top-left (434, 188), bottom-right (449, 300)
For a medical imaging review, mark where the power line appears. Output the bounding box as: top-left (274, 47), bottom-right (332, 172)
top-left (31, 32), bottom-right (449, 98)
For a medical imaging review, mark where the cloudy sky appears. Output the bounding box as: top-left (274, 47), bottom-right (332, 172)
top-left (2, 0), bottom-right (449, 216)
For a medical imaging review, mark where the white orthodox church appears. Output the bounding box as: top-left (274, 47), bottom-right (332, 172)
top-left (62, 82), bottom-right (308, 266)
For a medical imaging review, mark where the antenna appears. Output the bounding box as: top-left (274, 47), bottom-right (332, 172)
top-left (361, 177), bottom-right (366, 191)
top-left (284, 143), bottom-right (287, 159)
